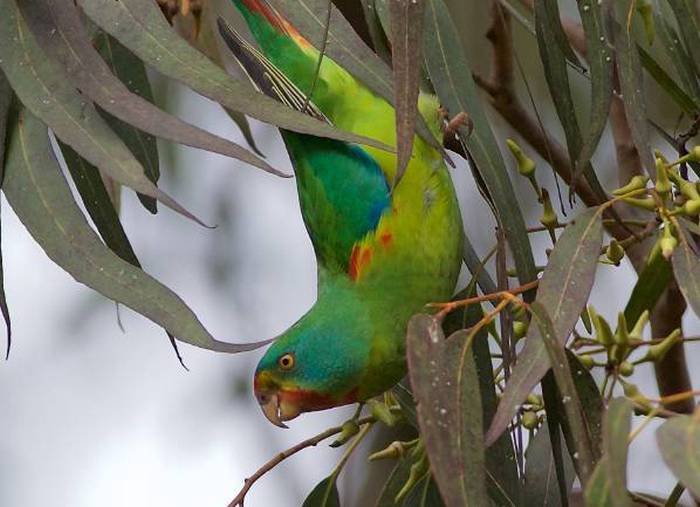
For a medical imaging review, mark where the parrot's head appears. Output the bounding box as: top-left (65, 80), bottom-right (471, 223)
top-left (252, 310), bottom-right (371, 427)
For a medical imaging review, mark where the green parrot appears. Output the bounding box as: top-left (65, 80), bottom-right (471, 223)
top-left (220, 0), bottom-right (463, 427)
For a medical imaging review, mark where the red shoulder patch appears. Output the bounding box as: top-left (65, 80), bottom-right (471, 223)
top-left (349, 245), bottom-right (373, 281)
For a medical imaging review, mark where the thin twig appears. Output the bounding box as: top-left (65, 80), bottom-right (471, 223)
top-left (227, 416), bottom-right (375, 507)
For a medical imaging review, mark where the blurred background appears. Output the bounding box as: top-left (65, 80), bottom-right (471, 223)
top-left (1, 0), bottom-right (699, 505)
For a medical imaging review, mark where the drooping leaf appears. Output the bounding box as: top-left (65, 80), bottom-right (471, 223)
top-left (443, 289), bottom-right (520, 506)
top-left (672, 228), bottom-right (700, 319)
top-left (524, 424), bottom-right (576, 507)
top-left (18, 0), bottom-right (281, 179)
top-left (76, 0), bottom-right (390, 151)
top-left (0, 72), bottom-right (11, 358)
top-left (388, 0), bottom-right (424, 184)
top-left (0, 2), bottom-right (204, 225)
top-left (406, 314), bottom-right (489, 507)
top-left (401, 475), bottom-right (443, 507)
top-left (651, 0), bottom-right (700, 107)
top-left (665, 0), bottom-right (700, 80)
top-left (375, 458), bottom-right (413, 507)
top-left (575, 0), bottom-right (615, 178)
top-left (534, 0), bottom-right (609, 203)
top-left (613, 5), bottom-right (655, 173)
top-left (638, 45), bottom-right (699, 115)
top-left (584, 457), bottom-right (613, 507)
top-left (423, 0), bottom-right (537, 286)
top-left (540, 374), bottom-right (572, 507)
top-left (487, 207), bottom-right (603, 446)
top-left (657, 414), bottom-right (700, 499)
top-left (94, 32), bottom-right (160, 213)
top-left (532, 302), bottom-right (596, 485)
top-left (2, 107), bottom-right (272, 354)
top-left (594, 398), bottom-right (633, 507)
top-left (359, 0), bottom-right (392, 63)
top-left (302, 476), bottom-right (341, 507)
top-left (624, 241), bottom-right (672, 325)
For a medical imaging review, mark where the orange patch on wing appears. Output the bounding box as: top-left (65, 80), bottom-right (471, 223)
top-left (242, 0), bottom-right (311, 48)
top-left (349, 245), bottom-right (373, 281)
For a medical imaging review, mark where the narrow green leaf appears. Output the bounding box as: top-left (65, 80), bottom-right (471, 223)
top-left (540, 374), bottom-right (572, 507)
top-left (666, 0), bottom-right (700, 79)
top-left (595, 398), bottom-right (633, 507)
top-left (359, 0), bottom-right (391, 63)
top-left (76, 0), bottom-right (390, 151)
top-left (524, 424), bottom-right (576, 507)
top-left (302, 476), bottom-right (340, 507)
top-left (613, 6), bottom-right (655, 173)
top-left (443, 289), bottom-right (520, 506)
top-left (638, 46), bottom-right (699, 115)
top-left (59, 142), bottom-right (139, 266)
top-left (487, 208), bottom-right (603, 446)
top-left (375, 458), bottom-right (413, 507)
top-left (19, 0), bottom-right (282, 178)
top-left (532, 302), bottom-right (595, 485)
top-left (672, 228), bottom-right (700, 320)
top-left (0, 2), bottom-right (204, 225)
top-left (657, 414), bottom-right (700, 499)
top-left (584, 457), bottom-right (613, 507)
top-left (388, 0), bottom-right (424, 184)
top-left (423, 0), bottom-right (537, 286)
top-left (624, 243), bottom-right (672, 325)
top-left (406, 314), bottom-right (489, 507)
top-left (0, 73), bottom-right (11, 359)
top-left (576, 0), bottom-right (615, 176)
top-left (94, 32), bottom-right (160, 213)
top-left (2, 107), bottom-right (271, 353)
top-left (651, 0), bottom-right (700, 107)
top-left (402, 475), bottom-right (443, 507)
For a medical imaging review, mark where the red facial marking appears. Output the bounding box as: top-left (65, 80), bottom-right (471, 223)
top-left (280, 387), bottom-right (359, 412)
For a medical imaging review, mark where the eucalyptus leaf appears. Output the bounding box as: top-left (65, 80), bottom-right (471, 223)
top-left (406, 314), bottom-right (489, 507)
top-left (302, 476), bottom-right (341, 507)
top-left (672, 228), bottom-right (700, 319)
top-left (2, 107), bottom-right (272, 354)
top-left (0, 1), bottom-right (204, 225)
top-left (657, 414), bottom-right (700, 499)
top-left (18, 0), bottom-right (281, 177)
top-left (423, 0), bottom-right (537, 287)
top-left (524, 424), bottom-right (576, 507)
top-left (666, 0), bottom-right (700, 79)
top-left (625, 242), bottom-right (672, 325)
top-left (0, 72), bottom-right (10, 359)
top-left (487, 208), bottom-right (603, 446)
top-left (388, 0), bottom-right (424, 184)
top-left (76, 0), bottom-right (390, 151)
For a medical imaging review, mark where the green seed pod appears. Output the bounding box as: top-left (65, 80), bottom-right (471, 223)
top-left (691, 146), bottom-right (700, 162)
top-left (621, 379), bottom-right (653, 410)
top-left (622, 196), bottom-right (657, 211)
top-left (395, 454), bottom-right (429, 503)
top-left (589, 307), bottom-right (614, 347)
top-left (615, 312), bottom-right (630, 347)
top-left (368, 441), bottom-right (405, 461)
top-left (506, 138), bottom-right (536, 178)
top-left (522, 411), bottom-right (539, 430)
top-left (643, 329), bottom-right (682, 363)
top-left (619, 361), bottom-right (635, 377)
top-left (329, 420), bottom-right (359, 448)
top-left (606, 239), bottom-right (625, 266)
top-left (629, 310), bottom-right (650, 342)
top-left (683, 199), bottom-right (700, 216)
top-left (670, 171), bottom-right (700, 200)
top-left (540, 189), bottom-right (558, 228)
top-left (655, 157), bottom-right (672, 196)
top-left (367, 399), bottom-right (397, 427)
top-left (660, 226), bottom-right (678, 260)
top-left (577, 354), bottom-right (595, 370)
top-left (513, 320), bottom-right (528, 340)
top-left (612, 175), bottom-right (649, 196)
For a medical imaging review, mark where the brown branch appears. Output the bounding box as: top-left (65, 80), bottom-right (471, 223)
top-left (516, 0), bottom-right (693, 412)
top-left (227, 416), bottom-right (375, 507)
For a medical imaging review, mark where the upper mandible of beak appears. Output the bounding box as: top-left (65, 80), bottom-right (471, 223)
top-left (257, 391), bottom-right (289, 429)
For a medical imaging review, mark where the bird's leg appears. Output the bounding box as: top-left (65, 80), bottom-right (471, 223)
top-left (439, 107), bottom-right (473, 153)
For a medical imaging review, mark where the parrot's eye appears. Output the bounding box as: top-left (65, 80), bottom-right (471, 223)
top-left (278, 353), bottom-right (295, 371)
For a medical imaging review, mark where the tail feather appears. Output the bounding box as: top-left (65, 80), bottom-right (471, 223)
top-left (217, 18), bottom-right (327, 122)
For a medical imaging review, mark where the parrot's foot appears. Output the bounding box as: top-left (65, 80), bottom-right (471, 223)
top-left (329, 402), bottom-right (365, 448)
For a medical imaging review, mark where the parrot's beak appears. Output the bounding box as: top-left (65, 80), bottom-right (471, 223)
top-left (254, 371), bottom-right (303, 427)
top-left (257, 392), bottom-right (288, 428)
